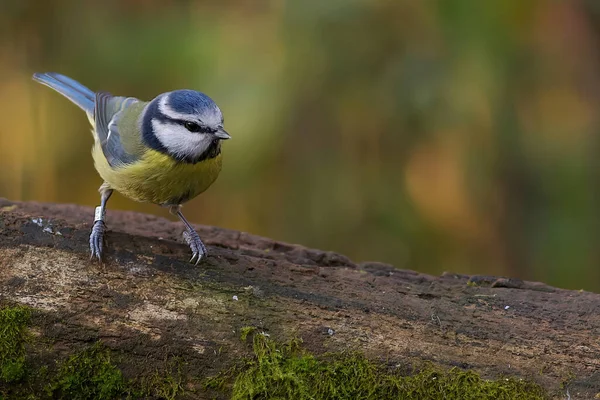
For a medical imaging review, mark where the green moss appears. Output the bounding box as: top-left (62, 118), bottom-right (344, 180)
top-left (0, 305), bottom-right (31, 383)
top-left (239, 326), bottom-right (257, 342)
top-left (0, 318), bottom-right (186, 400)
top-left (136, 360), bottom-right (185, 400)
top-left (210, 332), bottom-right (549, 400)
top-left (43, 341), bottom-right (190, 400)
top-left (45, 342), bottom-right (128, 400)
top-left (143, 373), bottom-right (183, 400)
top-left (205, 365), bottom-right (239, 392)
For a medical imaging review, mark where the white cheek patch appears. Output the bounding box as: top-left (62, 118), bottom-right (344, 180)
top-left (151, 119), bottom-right (213, 160)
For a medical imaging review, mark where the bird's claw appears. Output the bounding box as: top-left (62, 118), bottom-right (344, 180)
top-left (183, 229), bottom-right (207, 265)
top-left (89, 220), bottom-right (106, 262)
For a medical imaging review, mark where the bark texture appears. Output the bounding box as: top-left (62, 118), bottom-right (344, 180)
top-left (0, 198), bottom-right (599, 398)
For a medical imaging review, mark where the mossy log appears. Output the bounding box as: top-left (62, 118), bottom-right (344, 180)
top-left (0, 198), bottom-right (599, 399)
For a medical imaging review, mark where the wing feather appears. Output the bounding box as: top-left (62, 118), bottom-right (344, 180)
top-left (94, 92), bottom-right (143, 168)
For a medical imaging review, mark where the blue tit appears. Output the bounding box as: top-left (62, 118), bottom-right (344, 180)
top-left (33, 72), bottom-right (231, 265)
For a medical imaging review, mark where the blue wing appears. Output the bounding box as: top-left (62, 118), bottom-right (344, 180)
top-left (94, 92), bottom-right (142, 168)
top-left (33, 72), bottom-right (144, 169)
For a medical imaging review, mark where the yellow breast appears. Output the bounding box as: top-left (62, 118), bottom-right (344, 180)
top-left (92, 144), bottom-right (223, 205)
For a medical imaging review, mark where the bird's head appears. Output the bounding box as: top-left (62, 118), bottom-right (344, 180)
top-left (142, 90), bottom-right (230, 163)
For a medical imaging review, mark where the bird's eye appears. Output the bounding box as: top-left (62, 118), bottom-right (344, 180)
top-left (184, 122), bottom-right (201, 132)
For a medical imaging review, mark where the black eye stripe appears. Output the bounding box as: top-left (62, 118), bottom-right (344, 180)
top-left (184, 121), bottom-right (201, 132)
top-left (180, 120), bottom-right (215, 134)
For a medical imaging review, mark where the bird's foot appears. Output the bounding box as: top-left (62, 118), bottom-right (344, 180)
top-left (183, 229), bottom-right (207, 265)
top-left (89, 220), bottom-right (106, 261)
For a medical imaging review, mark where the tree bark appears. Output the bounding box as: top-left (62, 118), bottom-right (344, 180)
top-left (0, 198), bottom-right (599, 399)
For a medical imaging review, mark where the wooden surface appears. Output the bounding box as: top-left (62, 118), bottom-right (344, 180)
top-left (1, 198), bottom-right (599, 399)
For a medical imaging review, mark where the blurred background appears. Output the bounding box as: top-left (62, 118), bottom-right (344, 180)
top-left (1, 0), bottom-right (600, 291)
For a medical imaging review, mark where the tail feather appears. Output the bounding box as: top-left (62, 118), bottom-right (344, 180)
top-left (32, 72), bottom-right (95, 115)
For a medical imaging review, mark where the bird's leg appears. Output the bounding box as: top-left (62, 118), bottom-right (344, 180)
top-left (170, 205), bottom-right (206, 265)
top-left (90, 185), bottom-right (113, 261)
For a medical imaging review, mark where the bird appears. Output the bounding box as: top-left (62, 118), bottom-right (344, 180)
top-left (32, 72), bottom-right (230, 265)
